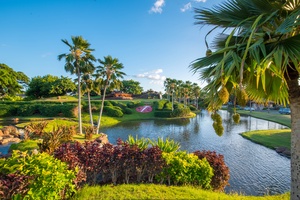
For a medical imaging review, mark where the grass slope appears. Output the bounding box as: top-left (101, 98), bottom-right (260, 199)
top-left (73, 184), bottom-right (290, 200)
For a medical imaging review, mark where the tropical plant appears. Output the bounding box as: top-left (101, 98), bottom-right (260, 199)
top-left (149, 137), bottom-right (180, 153)
top-left (194, 150), bottom-right (230, 191)
top-left (94, 55), bottom-right (126, 134)
top-left (157, 151), bottom-right (213, 188)
top-left (81, 73), bottom-right (97, 126)
top-left (190, 0), bottom-right (300, 197)
top-left (121, 79), bottom-right (143, 94)
top-left (58, 36), bottom-right (96, 134)
top-left (126, 135), bottom-right (150, 150)
top-left (0, 151), bottom-right (77, 199)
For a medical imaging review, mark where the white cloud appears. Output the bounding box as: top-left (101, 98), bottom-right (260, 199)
top-left (149, 0), bottom-right (165, 14)
top-left (180, 0), bottom-right (207, 12)
top-left (135, 68), bottom-right (166, 85)
top-left (180, 2), bottom-right (192, 12)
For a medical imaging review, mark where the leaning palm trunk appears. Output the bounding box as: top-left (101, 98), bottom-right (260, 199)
top-left (87, 91), bottom-right (93, 127)
top-left (96, 84), bottom-right (108, 134)
top-left (77, 68), bottom-right (83, 134)
top-left (286, 68), bottom-right (300, 199)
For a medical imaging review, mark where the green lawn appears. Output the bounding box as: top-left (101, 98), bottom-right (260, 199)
top-left (237, 110), bottom-right (291, 127)
top-left (72, 184), bottom-right (290, 200)
top-left (241, 129), bottom-right (291, 150)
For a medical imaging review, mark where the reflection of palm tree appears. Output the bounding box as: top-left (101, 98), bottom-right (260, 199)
top-left (191, 0), bottom-right (300, 196)
top-left (58, 36), bottom-right (95, 134)
top-left (95, 55), bottom-right (126, 134)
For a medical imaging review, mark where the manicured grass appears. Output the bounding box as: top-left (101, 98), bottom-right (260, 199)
top-left (241, 129), bottom-right (291, 150)
top-left (237, 110), bottom-right (291, 127)
top-left (9, 140), bottom-right (39, 152)
top-left (72, 184), bottom-right (290, 200)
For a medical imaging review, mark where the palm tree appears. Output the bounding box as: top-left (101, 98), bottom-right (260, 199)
top-left (58, 36), bottom-right (96, 134)
top-left (95, 55), bottom-right (126, 134)
top-left (192, 83), bottom-right (201, 109)
top-left (81, 73), bottom-right (96, 126)
top-left (190, 0), bottom-right (300, 198)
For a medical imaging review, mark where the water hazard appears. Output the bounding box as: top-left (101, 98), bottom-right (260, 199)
top-left (101, 110), bottom-right (290, 196)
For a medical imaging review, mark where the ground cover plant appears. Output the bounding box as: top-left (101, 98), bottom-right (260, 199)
top-left (72, 184), bottom-right (290, 200)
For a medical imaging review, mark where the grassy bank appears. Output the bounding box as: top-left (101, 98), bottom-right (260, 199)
top-left (73, 184), bottom-right (290, 200)
top-left (237, 109), bottom-right (291, 152)
top-left (241, 129), bottom-right (291, 150)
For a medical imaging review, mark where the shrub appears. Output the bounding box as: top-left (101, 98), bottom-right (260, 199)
top-left (127, 101), bottom-right (142, 108)
top-left (157, 151), bottom-right (213, 188)
top-left (84, 126), bottom-right (94, 140)
top-left (105, 106), bottom-right (124, 117)
top-left (174, 103), bottom-right (184, 110)
top-left (0, 150), bottom-right (77, 199)
top-left (170, 107), bottom-right (191, 117)
top-left (164, 102), bottom-right (173, 111)
top-left (125, 135), bottom-right (150, 150)
top-left (154, 111), bottom-right (172, 118)
top-left (104, 101), bottom-right (113, 106)
top-left (156, 100), bottom-right (168, 110)
top-left (189, 105), bottom-right (197, 111)
top-left (124, 108), bottom-right (133, 114)
top-left (193, 150), bottom-right (230, 191)
top-left (0, 173), bottom-right (33, 200)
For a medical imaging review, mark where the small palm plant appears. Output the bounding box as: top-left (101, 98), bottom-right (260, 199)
top-left (126, 135), bottom-right (149, 150)
top-left (149, 137), bottom-right (180, 153)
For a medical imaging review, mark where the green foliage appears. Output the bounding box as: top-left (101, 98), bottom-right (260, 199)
top-left (164, 102), bottom-right (173, 111)
top-left (154, 111), bottom-right (172, 118)
top-left (0, 63), bottom-right (29, 98)
top-left (0, 102), bottom-right (77, 117)
top-left (9, 140), bottom-right (39, 152)
top-left (171, 107), bottom-right (191, 117)
top-left (73, 184), bottom-right (290, 200)
top-left (149, 137), bottom-right (180, 153)
top-left (104, 101), bottom-right (113, 106)
top-left (124, 108), bottom-right (133, 114)
top-left (126, 135), bottom-right (150, 150)
top-left (0, 150), bottom-right (77, 199)
top-left (156, 100), bottom-right (169, 110)
top-left (121, 79), bottom-right (143, 95)
top-left (105, 106), bottom-right (124, 117)
top-left (126, 101), bottom-right (142, 108)
top-left (158, 151), bottom-right (213, 188)
top-left (26, 75), bottom-right (76, 99)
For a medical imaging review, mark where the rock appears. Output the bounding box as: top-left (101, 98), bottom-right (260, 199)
top-left (95, 133), bottom-right (109, 144)
top-left (2, 126), bottom-right (19, 136)
top-left (0, 137), bottom-right (21, 145)
top-left (0, 130), bottom-right (3, 136)
top-left (275, 147), bottom-right (291, 158)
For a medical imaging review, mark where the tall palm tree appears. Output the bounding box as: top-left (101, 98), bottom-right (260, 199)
top-left (95, 55), bottom-right (126, 134)
top-left (58, 36), bottom-right (96, 134)
top-left (192, 83), bottom-right (201, 109)
top-left (81, 73), bottom-right (96, 126)
top-left (190, 0), bottom-right (300, 198)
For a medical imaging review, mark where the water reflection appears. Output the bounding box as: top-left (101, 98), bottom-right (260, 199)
top-left (102, 110), bottom-right (290, 196)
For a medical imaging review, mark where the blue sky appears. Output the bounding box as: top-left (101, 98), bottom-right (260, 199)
top-left (1, 0), bottom-right (224, 92)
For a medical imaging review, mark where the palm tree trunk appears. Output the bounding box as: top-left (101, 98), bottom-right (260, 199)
top-left (77, 70), bottom-right (83, 134)
top-left (286, 69), bottom-right (300, 200)
top-left (88, 91), bottom-right (93, 127)
top-left (96, 85), bottom-right (107, 134)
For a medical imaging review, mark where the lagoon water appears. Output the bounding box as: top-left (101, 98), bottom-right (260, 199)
top-left (101, 110), bottom-right (290, 196)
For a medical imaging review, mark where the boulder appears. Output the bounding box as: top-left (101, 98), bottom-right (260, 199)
top-left (95, 133), bottom-right (109, 144)
top-left (0, 137), bottom-right (21, 145)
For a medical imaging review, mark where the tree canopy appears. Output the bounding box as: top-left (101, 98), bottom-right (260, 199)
top-left (26, 75), bottom-right (76, 99)
top-left (0, 63), bottom-right (29, 98)
top-left (121, 79), bottom-right (143, 95)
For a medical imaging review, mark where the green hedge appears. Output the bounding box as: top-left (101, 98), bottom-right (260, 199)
top-left (0, 103), bottom-right (77, 117)
top-left (154, 111), bottom-right (172, 118)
